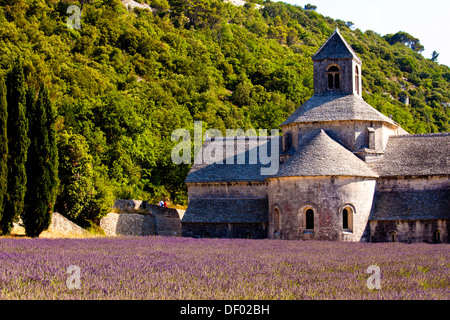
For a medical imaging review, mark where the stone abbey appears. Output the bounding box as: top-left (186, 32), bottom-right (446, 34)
top-left (182, 28), bottom-right (450, 243)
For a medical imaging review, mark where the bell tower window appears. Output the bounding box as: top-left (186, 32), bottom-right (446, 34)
top-left (327, 66), bottom-right (340, 90)
top-left (355, 66), bottom-right (360, 95)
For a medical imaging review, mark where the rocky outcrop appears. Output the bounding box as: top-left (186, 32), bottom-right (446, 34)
top-left (121, 0), bottom-right (153, 11)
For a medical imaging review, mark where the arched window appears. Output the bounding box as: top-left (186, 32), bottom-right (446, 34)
top-left (327, 65), bottom-right (340, 90)
top-left (343, 208), bottom-right (349, 229)
top-left (305, 209), bottom-right (314, 230)
top-left (342, 206), bottom-right (353, 232)
top-left (355, 66), bottom-right (360, 95)
top-left (273, 208), bottom-right (281, 234)
top-left (388, 231), bottom-right (397, 243)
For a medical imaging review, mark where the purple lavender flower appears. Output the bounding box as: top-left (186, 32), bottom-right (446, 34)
top-left (0, 237), bottom-right (448, 300)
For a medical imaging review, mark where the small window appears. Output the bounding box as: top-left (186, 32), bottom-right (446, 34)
top-left (343, 208), bottom-right (349, 229)
top-left (305, 209), bottom-right (314, 230)
top-left (205, 232), bottom-right (211, 239)
top-left (434, 231), bottom-right (441, 244)
top-left (245, 232), bottom-right (252, 239)
top-left (284, 132), bottom-right (292, 152)
top-left (367, 127), bottom-right (375, 149)
top-left (335, 73), bottom-right (340, 89)
top-left (328, 73), bottom-right (334, 89)
top-left (273, 208), bottom-right (281, 233)
top-left (342, 206), bottom-right (353, 232)
top-left (388, 231), bottom-right (397, 243)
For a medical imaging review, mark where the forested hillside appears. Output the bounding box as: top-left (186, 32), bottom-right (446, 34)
top-left (0, 0), bottom-right (449, 226)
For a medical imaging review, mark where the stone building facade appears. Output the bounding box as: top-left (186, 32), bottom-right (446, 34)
top-left (182, 28), bottom-right (450, 243)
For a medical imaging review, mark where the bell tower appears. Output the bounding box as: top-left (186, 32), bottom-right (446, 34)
top-left (312, 28), bottom-right (362, 96)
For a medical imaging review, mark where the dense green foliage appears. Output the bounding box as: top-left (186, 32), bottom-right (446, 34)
top-left (0, 76), bottom-right (7, 224)
top-left (23, 84), bottom-right (59, 237)
top-left (0, 0), bottom-right (448, 224)
top-left (1, 59), bottom-right (30, 234)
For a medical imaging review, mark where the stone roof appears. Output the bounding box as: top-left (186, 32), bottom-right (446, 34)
top-left (181, 199), bottom-right (269, 223)
top-left (281, 94), bottom-right (398, 127)
top-left (185, 137), bottom-right (278, 183)
top-left (312, 28), bottom-right (362, 62)
top-left (370, 133), bottom-right (450, 176)
top-left (275, 129), bottom-right (378, 178)
top-left (370, 188), bottom-right (450, 221)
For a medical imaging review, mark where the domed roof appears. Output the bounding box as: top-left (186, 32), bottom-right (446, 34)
top-left (275, 129), bottom-right (378, 178)
top-left (281, 94), bottom-right (398, 127)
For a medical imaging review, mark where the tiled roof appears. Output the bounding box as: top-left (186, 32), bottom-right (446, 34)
top-left (181, 199), bottom-right (269, 223)
top-left (370, 133), bottom-right (450, 176)
top-left (370, 188), bottom-right (450, 221)
top-left (275, 129), bottom-right (378, 178)
top-left (281, 94), bottom-right (397, 126)
top-left (312, 28), bottom-right (362, 62)
top-left (185, 137), bottom-right (279, 183)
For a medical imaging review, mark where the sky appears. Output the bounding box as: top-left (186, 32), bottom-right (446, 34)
top-left (281, 0), bottom-right (450, 67)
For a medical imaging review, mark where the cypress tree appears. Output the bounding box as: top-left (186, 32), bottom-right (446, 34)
top-left (23, 84), bottom-right (58, 237)
top-left (0, 76), bottom-right (8, 227)
top-left (1, 59), bottom-right (29, 235)
top-left (47, 86), bottom-right (59, 215)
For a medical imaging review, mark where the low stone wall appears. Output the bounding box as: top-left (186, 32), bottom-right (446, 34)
top-left (100, 213), bottom-right (156, 236)
top-left (101, 200), bottom-right (185, 237)
top-left (48, 212), bottom-right (90, 236)
top-left (12, 212), bottom-right (90, 237)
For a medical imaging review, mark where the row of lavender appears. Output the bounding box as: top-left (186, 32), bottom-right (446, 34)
top-left (0, 237), bottom-right (448, 299)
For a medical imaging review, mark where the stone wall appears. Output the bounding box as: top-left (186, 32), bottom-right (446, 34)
top-left (12, 213), bottom-right (89, 237)
top-left (282, 120), bottom-right (399, 159)
top-left (370, 220), bottom-right (449, 243)
top-left (46, 212), bottom-right (90, 237)
top-left (187, 181), bottom-right (267, 199)
top-left (267, 176), bottom-right (376, 242)
top-left (375, 175), bottom-right (449, 191)
top-left (369, 176), bottom-right (449, 243)
top-left (184, 182), bottom-right (269, 239)
top-left (100, 213), bottom-right (156, 236)
top-left (182, 223), bottom-right (268, 239)
top-left (100, 200), bottom-right (185, 236)
top-left (313, 59), bottom-right (356, 95)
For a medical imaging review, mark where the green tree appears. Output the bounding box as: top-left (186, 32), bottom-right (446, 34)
top-left (23, 84), bottom-right (59, 237)
top-left (1, 58), bottom-right (29, 235)
top-left (0, 0), bottom-right (447, 215)
top-left (431, 51), bottom-right (439, 62)
top-left (304, 4), bottom-right (317, 11)
top-left (0, 76), bottom-right (7, 225)
top-left (397, 56), bottom-right (417, 73)
top-left (385, 31), bottom-right (424, 52)
top-left (54, 130), bottom-right (95, 221)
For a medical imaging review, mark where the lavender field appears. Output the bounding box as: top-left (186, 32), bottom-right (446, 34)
top-left (0, 237), bottom-right (448, 300)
